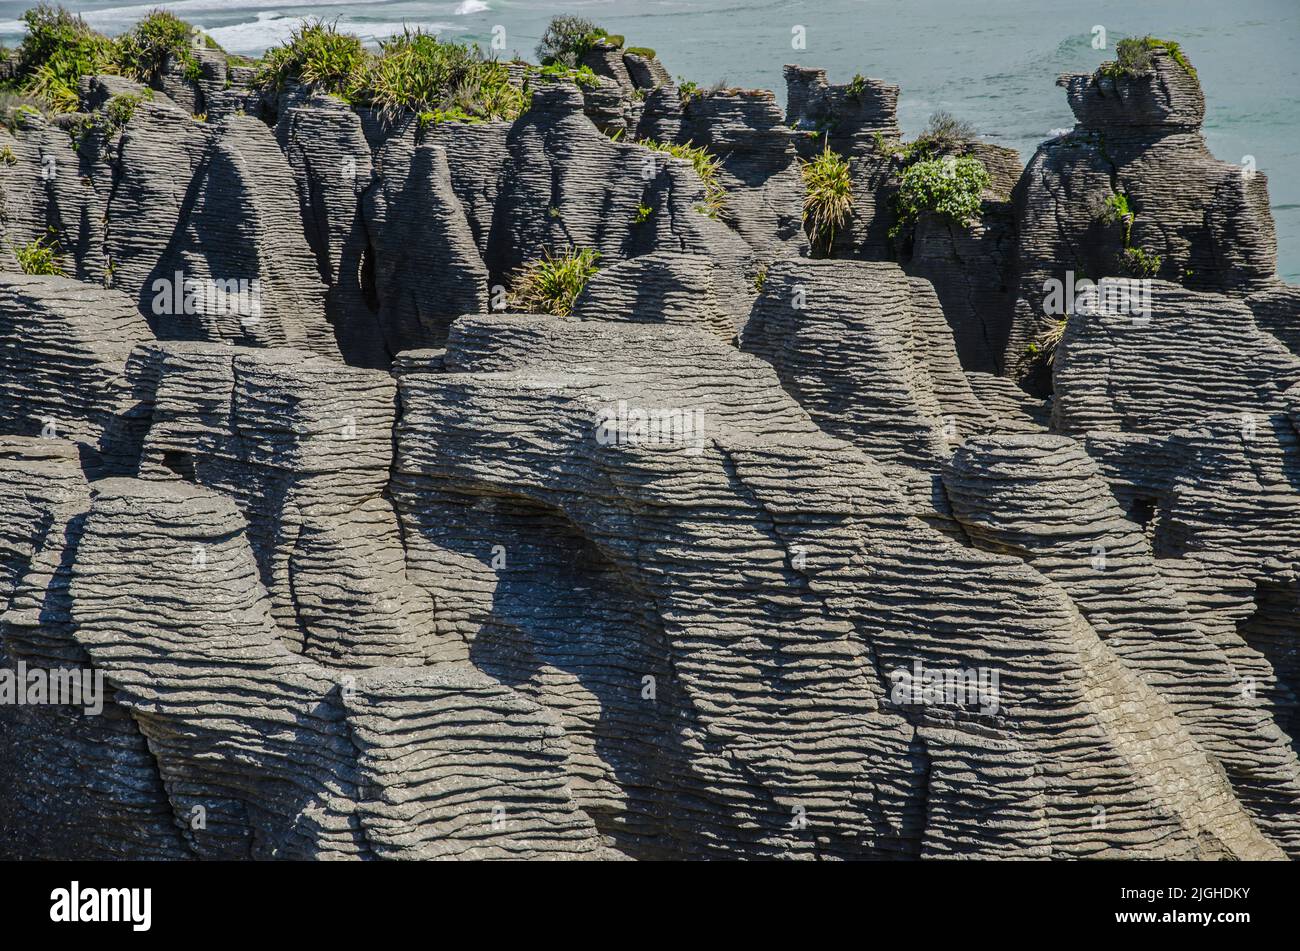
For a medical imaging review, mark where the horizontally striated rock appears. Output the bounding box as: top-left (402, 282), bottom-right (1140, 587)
top-left (0, 108), bottom-right (108, 282)
top-left (571, 251), bottom-right (746, 339)
top-left (678, 89), bottom-right (807, 255)
top-left (124, 342), bottom-right (439, 669)
top-left (104, 96), bottom-right (211, 305)
top-left (1150, 411), bottom-right (1300, 746)
top-left (1248, 282), bottom-right (1300, 358)
top-left (903, 144), bottom-right (1020, 375)
top-left (0, 275), bottom-right (153, 475)
top-left (741, 259), bottom-right (985, 471)
top-left (784, 65), bottom-right (900, 158)
top-left (362, 131), bottom-right (489, 356)
top-left (1005, 50), bottom-right (1281, 376)
top-left (0, 437), bottom-right (188, 859)
top-left (965, 372), bottom-right (1051, 433)
top-left (62, 475), bottom-right (600, 859)
top-left (387, 312), bottom-right (1278, 859)
top-left (276, 96), bottom-right (381, 366)
top-left (0, 29), bottom-right (1297, 864)
top-left (69, 476), bottom-right (369, 858)
top-left (484, 83), bottom-right (754, 285)
top-left (423, 120), bottom-right (513, 258)
top-left (945, 434), bottom-right (1300, 855)
top-left (1053, 281), bottom-right (1300, 436)
top-left (149, 114), bottom-right (336, 357)
top-left (343, 665), bottom-right (604, 859)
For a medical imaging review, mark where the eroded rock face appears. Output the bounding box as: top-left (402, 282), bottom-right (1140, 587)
top-left (484, 84), bottom-right (754, 284)
top-left (0, 34), bottom-right (1298, 863)
top-left (149, 115), bottom-right (335, 356)
top-left (1006, 51), bottom-right (1282, 377)
top-left (0, 275), bottom-right (153, 475)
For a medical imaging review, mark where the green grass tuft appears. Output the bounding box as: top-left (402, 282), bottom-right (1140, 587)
top-left (639, 138), bottom-right (725, 217)
top-left (801, 141), bottom-right (854, 252)
top-left (253, 23), bottom-right (524, 122)
top-left (1028, 317), bottom-right (1067, 367)
top-left (510, 246), bottom-right (601, 316)
top-left (253, 20), bottom-right (368, 96)
top-left (13, 231), bottom-right (64, 275)
top-left (1100, 36), bottom-right (1197, 81)
top-left (1123, 246), bottom-right (1163, 277)
top-left (15, 4), bottom-right (117, 113)
top-left (116, 10), bottom-right (202, 83)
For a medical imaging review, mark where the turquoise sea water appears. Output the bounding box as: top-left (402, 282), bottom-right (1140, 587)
top-left (4, 0), bottom-right (1297, 280)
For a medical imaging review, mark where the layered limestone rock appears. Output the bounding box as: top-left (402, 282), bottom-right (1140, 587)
top-left (785, 66), bottom-right (903, 260)
top-left (678, 89), bottom-right (807, 256)
top-left (276, 95), bottom-right (381, 366)
top-left (1052, 281), bottom-right (1300, 436)
top-left (64, 476), bottom-right (600, 859)
top-left (0, 275), bottom-right (153, 475)
top-left (150, 114), bottom-right (336, 356)
top-left (484, 83), bottom-right (754, 285)
top-left (386, 312), bottom-right (1278, 859)
top-left (343, 665), bottom-right (605, 859)
top-left (104, 96), bottom-right (212, 306)
top-left (1006, 49), bottom-right (1282, 376)
top-left (0, 437), bottom-right (188, 859)
top-left (740, 259), bottom-right (992, 473)
top-left (362, 130), bottom-right (490, 357)
top-left (0, 30), bottom-right (1297, 863)
top-left (124, 341), bottom-right (438, 669)
top-left (572, 251), bottom-right (746, 339)
top-left (945, 434), bottom-right (1300, 855)
top-left (902, 142), bottom-right (1021, 376)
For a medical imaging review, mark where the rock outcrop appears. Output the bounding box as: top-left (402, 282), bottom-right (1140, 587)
top-left (0, 28), bottom-right (1297, 863)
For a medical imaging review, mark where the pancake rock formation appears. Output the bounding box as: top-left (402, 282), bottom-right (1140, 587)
top-left (0, 20), bottom-right (1297, 862)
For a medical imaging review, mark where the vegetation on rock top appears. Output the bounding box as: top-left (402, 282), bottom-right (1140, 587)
top-left (6, 5), bottom-right (218, 113)
top-left (536, 16), bottom-right (612, 67)
top-left (639, 138), bottom-right (726, 218)
top-left (1100, 35), bottom-right (1197, 81)
top-left (254, 21), bottom-right (525, 123)
top-left (890, 153), bottom-right (990, 241)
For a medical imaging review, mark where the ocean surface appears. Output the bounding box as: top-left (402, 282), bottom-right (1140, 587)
top-left (3, 0), bottom-right (1297, 280)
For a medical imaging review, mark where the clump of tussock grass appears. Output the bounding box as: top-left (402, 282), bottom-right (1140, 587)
top-left (509, 246), bottom-right (601, 316)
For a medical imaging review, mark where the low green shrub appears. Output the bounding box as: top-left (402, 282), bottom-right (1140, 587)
top-left (1101, 36), bottom-right (1197, 80)
top-left (253, 20), bottom-right (368, 96)
top-left (890, 154), bottom-right (989, 240)
top-left (535, 16), bottom-right (607, 67)
top-left (116, 10), bottom-right (201, 83)
top-left (1123, 246), bottom-right (1162, 277)
top-left (908, 110), bottom-right (977, 158)
top-left (15, 4), bottom-right (117, 112)
top-left (1099, 191), bottom-right (1133, 244)
top-left (530, 62), bottom-right (600, 89)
